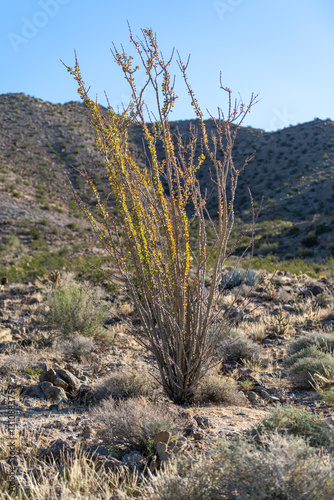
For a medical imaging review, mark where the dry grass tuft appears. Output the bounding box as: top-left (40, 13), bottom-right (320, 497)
top-left (92, 366), bottom-right (160, 401)
top-left (91, 397), bottom-right (186, 453)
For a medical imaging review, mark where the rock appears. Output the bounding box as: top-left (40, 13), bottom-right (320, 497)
top-left (274, 289), bottom-right (291, 303)
top-left (254, 386), bottom-right (280, 402)
top-left (156, 442), bottom-right (172, 463)
top-left (99, 458), bottom-right (124, 474)
top-left (193, 431), bottom-right (205, 441)
top-left (154, 430), bottom-right (170, 446)
top-left (39, 368), bottom-right (68, 390)
top-left (235, 368), bottom-right (262, 385)
top-left (28, 296), bottom-right (40, 305)
top-left (55, 368), bottom-right (81, 391)
top-left (122, 451), bottom-right (146, 470)
top-left (37, 439), bottom-right (73, 463)
top-left (221, 361), bottom-right (239, 374)
top-left (193, 415), bottom-right (214, 428)
top-left (20, 384), bottom-right (46, 400)
top-left (309, 285), bottom-right (326, 296)
top-left (246, 391), bottom-right (258, 403)
top-left (48, 399), bottom-right (68, 410)
top-left (40, 384), bottom-right (67, 404)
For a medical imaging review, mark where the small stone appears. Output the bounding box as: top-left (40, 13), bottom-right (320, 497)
top-left (28, 297), bottom-right (40, 305)
top-left (37, 439), bottom-right (72, 463)
top-left (154, 430), bottom-right (171, 446)
top-left (41, 385), bottom-right (67, 404)
top-left (193, 432), bottom-right (205, 441)
top-left (21, 384), bottom-right (46, 400)
top-left (193, 415), bottom-right (213, 428)
top-left (246, 391), bottom-right (258, 403)
top-left (309, 285), bottom-right (325, 296)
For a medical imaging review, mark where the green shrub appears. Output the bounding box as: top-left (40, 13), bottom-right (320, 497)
top-left (43, 281), bottom-right (107, 338)
top-left (302, 231), bottom-right (318, 248)
top-left (290, 355), bottom-right (334, 387)
top-left (284, 346), bottom-right (330, 367)
top-left (289, 332), bottom-right (334, 355)
top-left (257, 404), bottom-right (334, 448)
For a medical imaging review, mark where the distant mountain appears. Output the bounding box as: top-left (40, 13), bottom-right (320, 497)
top-left (0, 92), bottom-right (333, 262)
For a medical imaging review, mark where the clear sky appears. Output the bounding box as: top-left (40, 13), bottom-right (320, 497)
top-left (1, 0), bottom-right (334, 131)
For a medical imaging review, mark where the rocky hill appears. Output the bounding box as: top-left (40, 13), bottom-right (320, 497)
top-left (0, 92), bottom-right (334, 272)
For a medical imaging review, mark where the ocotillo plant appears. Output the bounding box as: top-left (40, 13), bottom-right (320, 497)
top-left (65, 27), bottom-right (257, 403)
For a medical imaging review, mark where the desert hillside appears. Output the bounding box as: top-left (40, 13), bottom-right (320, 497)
top-left (1, 92), bottom-right (334, 269)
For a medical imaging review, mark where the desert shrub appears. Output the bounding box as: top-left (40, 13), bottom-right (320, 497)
top-left (221, 268), bottom-right (259, 289)
top-left (215, 328), bottom-right (264, 364)
top-left (302, 231), bottom-right (319, 247)
top-left (257, 404), bottom-right (334, 448)
top-left (91, 397), bottom-right (186, 452)
top-left (290, 332), bottom-right (334, 354)
top-left (195, 373), bottom-right (246, 405)
top-left (284, 345), bottom-right (330, 367)
top-left (0, 354), bottom-right (41, 374)
top-left (289, 355), bottom-right (334, 387)
top-left (321, 390), bottom-right (334, 405)
top-left (56, 333), bottom-right (97, 360)
top-left (42, 281), bottom-right (107, 338)
top-left (93, 366), bottom-right (159, 401)
top-left (144, 433), bottom-right (334, 500)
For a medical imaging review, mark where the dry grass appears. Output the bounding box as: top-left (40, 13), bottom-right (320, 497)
top-left (141, 433), bottom-right (334, 500)
top-left (91, 397), bottom-right (187, 453)
top-left (92, 366), bottom-right (160, 401)
top-left (0, 353), bottom-right (42, 375)
top-left (195, 371), bottom-right (247, 405)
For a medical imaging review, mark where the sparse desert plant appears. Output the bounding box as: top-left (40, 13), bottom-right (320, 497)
top-left (93, 366), bottom-right (159, 401)
top-left (65, 27), bottom-right (258, 403)
top-left (0, 353), bottom-right (41, 375)
top-left (269, 309), bottom-right (291, 336)
top-left (57, 333), bottom-right (97, 360)
top-left (143, 433), bottom-right (334, 500)
top-left (91, 397), bottom-right (186, 453)
top-left (195, 371), bottom-right (246, 404)
top-left (289, 353), bottom-right (334, 388)
top-left (257, 404), bottom-right (334, 448)
top-left (42, 281), bottom-right (107, 338)
top-left (289, 332), bottom-right (334, 355)
top-left (238, 379), bottom-right (256, 391)
top-left (26, 367), bottom-right (43, 377)
top-left (215, 328), bottom-right (264, 365)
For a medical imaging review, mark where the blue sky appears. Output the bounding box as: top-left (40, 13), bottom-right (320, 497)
top-left (1, 0), bottom-right (334, 131)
